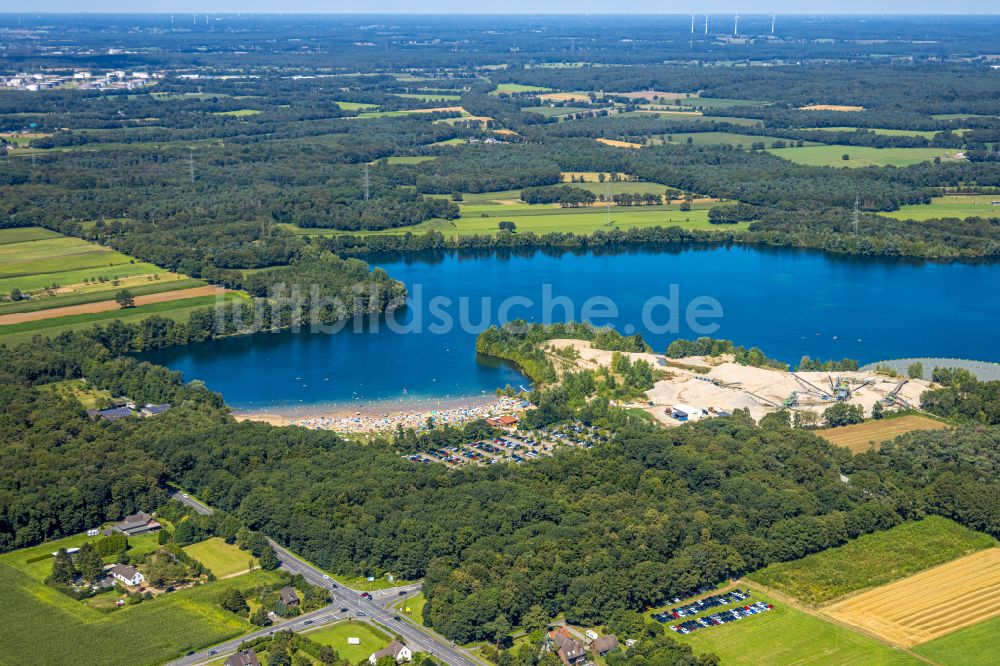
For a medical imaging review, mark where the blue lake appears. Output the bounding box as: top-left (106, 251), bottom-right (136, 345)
top-left (139, 244), bottom-right (1000, 411)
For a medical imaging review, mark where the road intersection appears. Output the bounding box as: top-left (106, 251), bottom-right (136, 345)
top-left (167, 492), bottom-right (481, 666)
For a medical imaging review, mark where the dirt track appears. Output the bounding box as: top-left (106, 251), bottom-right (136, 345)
top-left (0, 285), bottom-right (225, 325)
top-left (823, 548), bottom-right (1000, 647)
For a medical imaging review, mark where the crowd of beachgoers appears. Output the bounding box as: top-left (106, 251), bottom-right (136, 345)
top-left (284, 395), bottom-right (524, 433)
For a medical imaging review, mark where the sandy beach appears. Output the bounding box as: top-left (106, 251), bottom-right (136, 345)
top-left (233, 394), bottom-right (525, 433)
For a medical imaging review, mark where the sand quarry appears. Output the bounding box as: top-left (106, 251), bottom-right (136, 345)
top-left (545, 339), bottom-right (931, 426)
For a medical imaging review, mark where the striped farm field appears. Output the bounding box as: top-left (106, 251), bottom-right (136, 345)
top-left (0, 285), bottom-right (226, 325)
top-left (817, 415), bottom-right (949, 453)
top-left (823, 548), bottom-right (1000, 648)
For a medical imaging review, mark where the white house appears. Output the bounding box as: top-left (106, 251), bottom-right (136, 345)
top-left (108, 563), bottom-right (144, 586)
top-left (369, 641), bottom-right (412, 665)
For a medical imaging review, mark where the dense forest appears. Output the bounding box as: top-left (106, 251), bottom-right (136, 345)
top-left (2, 329), bottom-right (999, 643)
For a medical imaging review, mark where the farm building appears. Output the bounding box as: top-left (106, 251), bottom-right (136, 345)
top-left (108, 511), bottom-right (161, 536)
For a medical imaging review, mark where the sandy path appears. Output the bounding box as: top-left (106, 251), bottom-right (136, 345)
top-left (0, 285), bottom-right (225, 325)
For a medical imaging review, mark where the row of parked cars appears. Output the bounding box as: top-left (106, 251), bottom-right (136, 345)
top-left (666, 601), bottom-right (774, 635)
top-left (653, 588), bottom-right (750, 621)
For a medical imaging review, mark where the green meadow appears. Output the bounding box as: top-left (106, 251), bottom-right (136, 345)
top-left (382, 155), bottom-right (438, 164)
top-left (522, 106), bottom-right (591, 117)
top-left (285, 201), bottom-right (737, 238)
top-left (335, 101), bottom-right (378, 111)
top-left (653, 132), bottom-right (820, 147)
top-left (885, 195), bottom-right (1000, 221)
top-left (768, 145), bottom-right (962, 168)
top-left (913, 616), bottom-right (1000, 666)
top-left (304, 622), bottom-right (392, 663)
top-left (747, 517), bottom-right (996, 606)
top-left (0, 293), bottom-right (243, 346)
top-left (0, 277), bottom-right (204, 315)
top-left (804, 126), bottom-right (943, 139)
top-left (183, 537), bottom-right (256, 578)
top-left (677, 590), bottom-right (917, 666)
top-left (490, 83), bottom-right (552, 95)
top-left (394, 93), bottom-right (462, 102)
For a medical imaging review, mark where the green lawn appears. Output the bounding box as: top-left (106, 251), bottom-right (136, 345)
top-left (304, 621), bottom-right (391, 663)
top-left (747, 517), bottom-right (997, 606)
top-left (184, 537), bottom-right (256, 578)
top-left (677, 590), bottom-right (917, 666)
top-left (0, 552), bottom-right (281, 666)
top-left (885, 195), bottom-right (1000, 221)
top-left (768, 145), bottom-right (963, 168)
top-left (913, 615), bottom-right (1000, 666)
top-left (394, 592), bottom-right (427, 623)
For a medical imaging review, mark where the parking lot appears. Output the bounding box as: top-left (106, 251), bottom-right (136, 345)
top-left (402, 422), bottom-right (611, 468)
top-left (651, 589), bottom-right (774, 635)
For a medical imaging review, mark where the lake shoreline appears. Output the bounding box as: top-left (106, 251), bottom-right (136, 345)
top-left (233, 393), bottom-right (524, 431)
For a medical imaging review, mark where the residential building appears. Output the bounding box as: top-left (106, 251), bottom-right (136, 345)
top-left (279, 585), bottom-right (300, 607)
top-left (589, 635), bottom-right (620, 657)
top-left (369, 640), bottom-right (412, 665)
top-left (548, 628), bottom-right (587, 666)
top-left (108, 563), bottom-right (144, 586)
top-left (225, 650), bottom-right (261, 666)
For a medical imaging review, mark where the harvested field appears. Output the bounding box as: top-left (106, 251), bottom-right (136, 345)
top-left (817, 415), bottom-right (949, 452)
top-left (824, 548), bottom-right (1000, 647)
top-left (800, 104), bottom-right (865, 111)
top-left (0, 285), bottom-right (225, 325)
top-left (595, 138), bottom-right (643, 149)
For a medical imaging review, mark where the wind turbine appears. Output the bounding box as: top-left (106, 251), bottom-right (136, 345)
top-left (691, 14), bottom-right (695, 34)
top-left (704, 15), bottom-right (709, 35)
top-left (734, 13), bottom-right (740, 36)
top-left (771, 14), bottom-right (777, 34)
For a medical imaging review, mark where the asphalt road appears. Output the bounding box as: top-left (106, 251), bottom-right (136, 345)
top-left (165, 492), bottom-right (482, 666)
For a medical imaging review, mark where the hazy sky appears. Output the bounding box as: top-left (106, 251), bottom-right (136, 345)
top-left (17, 1), bottom-right (999, 14)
